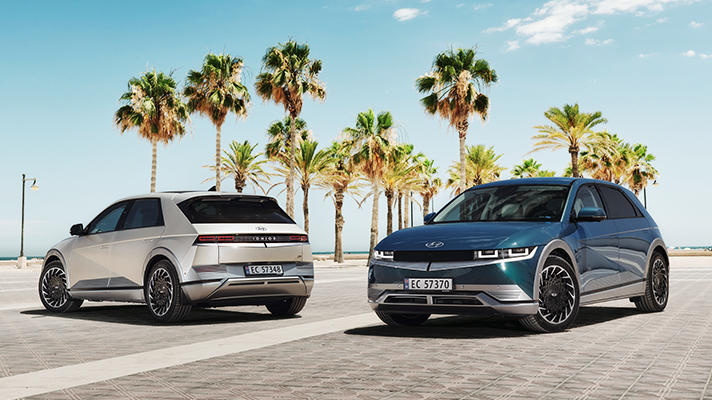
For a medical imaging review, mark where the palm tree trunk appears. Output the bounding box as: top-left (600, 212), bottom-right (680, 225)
top-left (458, 122), bottom-right (468, 195)
top-left (368, 178), bottom-right (380, 263)
top-left (570, 147), bottom-right (580, 178)
top-left (397, 192), bottom-right (403, 231)
top-left (404, 192), bottom-right (410, 228)
top-left (302, 184), bottom-right (309, 234)
top-left (422, 194), bottom-right (431, 219)
top-left (286, 114), bottom-right (297, 218)
top-left (215, 124), bottom-right (222, 191)
top-left (334, 189), bottom-right (345, 263)
top-left (235, 177), bottom-right (245, 193)
top-left (385, 189), bottom-right (394, 236)
top-left (150, 138), bottom-right (157, 193)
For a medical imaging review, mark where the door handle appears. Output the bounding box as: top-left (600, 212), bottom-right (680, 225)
top-left (100, 244), bottom-right (109, 249)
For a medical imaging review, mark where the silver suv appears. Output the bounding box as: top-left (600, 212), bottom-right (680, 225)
top-left (39, 192), bottom-right (314, 322)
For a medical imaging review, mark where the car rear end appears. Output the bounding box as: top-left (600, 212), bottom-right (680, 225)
top-left (169, 193), bottom-right (314, 308)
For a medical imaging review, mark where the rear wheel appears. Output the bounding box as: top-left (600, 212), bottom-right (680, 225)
top-left (145, 260), bottom-right (191, 323)
top-left (520, 255), bottom-right (579, 333)
top-left (266, 296), bottom-right (308, 316)
top-left (39, 261), bottom-right (83, 313)
top-left (634, 252), bottom-right (669, 312)
top-left (375, 311), bottom-right (430, 327)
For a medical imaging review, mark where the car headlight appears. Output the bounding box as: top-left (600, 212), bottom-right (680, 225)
top-left (373, 250), bottom-right (394, 261)
top-left (475, 246), bottom-right (537, 260)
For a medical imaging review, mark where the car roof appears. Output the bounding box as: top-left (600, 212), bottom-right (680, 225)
top-left (464, 177), bottom-right (621, 192)
top-left (112, 191), bottom-right (275, 204)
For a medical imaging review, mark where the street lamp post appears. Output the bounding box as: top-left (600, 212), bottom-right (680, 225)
top-left (19, 174), bottom-right (38, 269)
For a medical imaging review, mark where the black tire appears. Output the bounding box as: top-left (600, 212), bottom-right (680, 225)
top-left (266, 296), bottom-right (308, 316)
top-left (520, 255), bottom-right (580, 333)
top-left (144, 260), bottom-right (191, 323)
top-left (634, 252), bottom-right (669, 312)
top-left (39, 260), bottom-right (83, 313)
top-left (375, 311), bottom-right (430, 327)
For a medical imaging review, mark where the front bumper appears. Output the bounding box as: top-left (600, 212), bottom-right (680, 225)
top-left (182, 262), bottom-right (314, 307)
top-left (368, 259), bottom-right (538, 317)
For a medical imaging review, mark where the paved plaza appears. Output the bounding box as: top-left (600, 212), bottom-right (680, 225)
top-left (1, 256), bottom-right (711, 399)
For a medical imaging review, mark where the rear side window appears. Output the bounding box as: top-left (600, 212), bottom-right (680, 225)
top-left (123, 199), bottom-right (163, 229)
top-left (598, 186), bottom-right (641, 219)
top-left (178, 196), bottom-right (294, 224)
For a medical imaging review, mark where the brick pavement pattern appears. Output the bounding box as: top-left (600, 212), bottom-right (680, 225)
top-left (1, 257), bottom-right (711, 399)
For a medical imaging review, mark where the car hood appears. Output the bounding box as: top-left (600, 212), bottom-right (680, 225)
top-left (375, 221), bottom-right (562, 251)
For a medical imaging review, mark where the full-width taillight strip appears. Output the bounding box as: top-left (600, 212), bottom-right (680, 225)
top-left (196, 235), bottom-right (308, 244)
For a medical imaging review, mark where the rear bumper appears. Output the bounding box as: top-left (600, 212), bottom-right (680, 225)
top-left (182, 262), bottom-right (314, 306)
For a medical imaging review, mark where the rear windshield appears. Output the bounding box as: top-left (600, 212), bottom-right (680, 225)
top-left (432, 184), bottom-right (570, 223)
top-left (178, 196), bottom-right (294, 224)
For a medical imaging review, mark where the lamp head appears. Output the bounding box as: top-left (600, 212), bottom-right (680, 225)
top-left (31, 179), bottom-right (38, 191)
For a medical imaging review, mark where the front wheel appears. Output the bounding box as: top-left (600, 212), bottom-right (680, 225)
top-left (375, 311), bottom-right (430, 327)
top-left (39, 261), bottom-right (83, 313)
top-left (634, 252), bottom-right (669, 312)
top-left (520, 255), bottom-right (580, 333)
top-left (266, 296), bottom-right (308, 316)
top-left (145, 260), bottom-right (191, 323)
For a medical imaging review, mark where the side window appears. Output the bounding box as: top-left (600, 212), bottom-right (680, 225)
top-left (87, 202), bottom-right (129, 234)
top-left (123, 199), bottom-right (163, 230)
top-left (573, 185), bottom-right (604, 215)
top-left (599, 186), bottom-right (640, 219)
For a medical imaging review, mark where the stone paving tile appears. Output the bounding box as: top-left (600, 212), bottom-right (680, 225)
top-left (4, 259), bottom-right (712, 399)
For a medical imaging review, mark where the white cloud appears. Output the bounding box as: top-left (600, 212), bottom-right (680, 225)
top-left (474, 3), bottom-right (494, 10)
top-left (491, 0), bottom-right (699, 47)
top-left (683, 50), bottom-right (697, 57)
top-left (585, 38), bottom-right (614, 45)
top-left (506, 40), bottom-right (521, 51)
top-left (354, 4), bottom-right (369, 11)
top-left (657, 18), bottom-right (667, 23)
top-left (485, 18), bottom-right (525, 33)
top-left (689, 21), bottom-right (703, 28)
top-left (700, 54), bottom-right (712, 59)
top-left (393, 8), bottom-right (426, 21)
top-left (638, 52), bottom-right (659, 58)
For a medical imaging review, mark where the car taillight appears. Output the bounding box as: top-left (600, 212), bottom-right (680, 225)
top-left (197, 235), bottom-right (236, 243)
top-left (290, 235), bottom-right (309, 242)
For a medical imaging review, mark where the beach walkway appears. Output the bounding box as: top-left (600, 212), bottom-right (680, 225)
top-left (1, 257), bottom-right (711, 399)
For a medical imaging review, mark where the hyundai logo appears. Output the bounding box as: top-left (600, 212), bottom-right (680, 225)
top-left (255, 226), bottom-right (267, 231)
top-left (425, 241), bottom-right (444, 249)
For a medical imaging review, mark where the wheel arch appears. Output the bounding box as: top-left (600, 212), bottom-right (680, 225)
top-left (533, 239), bottom-right (580, 302)
top-left (142, 247), bottom-right (183, 287)
top-left (42, 249), bottom-right (67, 271)
top-left (644, 238), bottom-right (669, 277)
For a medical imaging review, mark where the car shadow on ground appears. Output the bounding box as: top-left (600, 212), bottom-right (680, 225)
top-left (21, 304), bottom-right (299, 326)
top-left (345, 305), bottom-right (642, 339)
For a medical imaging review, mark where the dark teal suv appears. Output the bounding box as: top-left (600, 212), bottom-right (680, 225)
top-left (368, 178), bottom-right (668, 333)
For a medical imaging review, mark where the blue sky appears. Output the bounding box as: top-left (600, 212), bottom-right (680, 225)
top-left (1, 0), bottom-right (710, 256)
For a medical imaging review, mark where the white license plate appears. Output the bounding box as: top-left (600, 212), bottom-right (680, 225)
top-left (404, 278), bottom-right (452, 291)
top-left (244, 265), bottom-right (284, 276)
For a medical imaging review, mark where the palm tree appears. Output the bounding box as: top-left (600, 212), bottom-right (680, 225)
top-left (530, 103), bottom-right (607, 178)
top-left (446, 144), bottom-right (504, 196)
top-left (255, 40), bottom-right (326, 218)
top-left (265, 116), bottom-right (311, 161)
top-left (344, 109), bottom-right (396, 261)
top-left (210, 140), bottom-right (271, 193)
top-left (580, 131), bottom-right (623, 182)
top-left (417, 158), bottom-right (442, 219)
top-left (511, 158), bottom-right (543, 179)
top-left (381, 144), bottom-right (419, 235)
top-left (184, 53), bottom-right (251, 192)
top-left (316, 141), bottom-right (365, 263)
top-left (416, 47), bottom-right (498, 195)
top-left (114, 69), bottom-right (188, 192)
top-left (624, 143), bottom-right (658, 196)
top-left (294, 141), bottom-right (331, 234)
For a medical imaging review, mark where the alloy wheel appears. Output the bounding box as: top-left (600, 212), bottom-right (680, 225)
top-left (41, 266), bottom-right (69, 309)
top-left (148, 267), bottom-right (173, 317)
top-left (538, 264), bottom-right (577, 324)
top-left (651, 258), bottom-right (669, 306)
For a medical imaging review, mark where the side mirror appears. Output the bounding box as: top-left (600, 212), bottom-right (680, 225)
top-left (423, 212), bottom-right (436, 224)
top-left (70, 223), bottom-right (85, 236)
top-left (575, 207), bottom-right (607, 222)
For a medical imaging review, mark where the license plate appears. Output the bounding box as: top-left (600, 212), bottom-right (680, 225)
top-left (244, 265), bottom-right (284, 276)
top-left (404, 278), bottom-right (452, 291)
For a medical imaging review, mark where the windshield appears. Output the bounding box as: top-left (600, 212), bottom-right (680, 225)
top-left (432, 184), bottom-right (570, 223)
